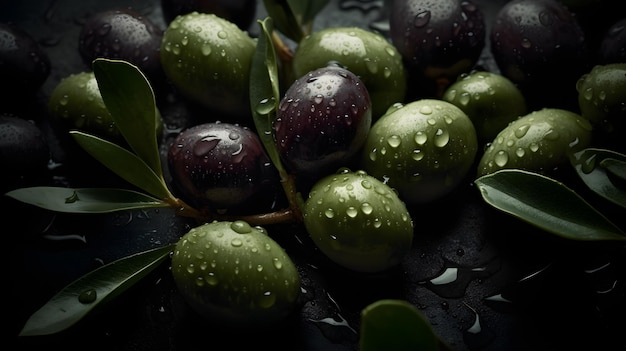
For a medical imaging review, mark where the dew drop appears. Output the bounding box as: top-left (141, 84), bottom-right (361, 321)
top-left (231, 220), bottom-right (252, 234)
top-left (346, 206), bottom-right (358, 218)
top-left (414, 10), bottom-right (431, 27)
top-left (387, 135), bottom-right (401, 148)
top-left (324, 208), bottom-right (335, 219)
top-left (514, 124), bottom-right (530, 138)
top-left (414, 131), bottom-right (428, 145)
top-left (434, 128), bottom-right (450, 147)
top-left (360, 202), bottom-right (373, 215)
top-left (494, 150), bottom-right (509, 167)
top-left (78, 288), bottom-right (97, 304)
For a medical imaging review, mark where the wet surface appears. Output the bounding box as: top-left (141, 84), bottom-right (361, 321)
top-left (4, 1), bottom-right (625, 350)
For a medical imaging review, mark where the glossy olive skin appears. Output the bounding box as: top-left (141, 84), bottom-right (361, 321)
top-left (442, 70), bottom-right (527, 144)
top-left (48, 71), bottom-right (163, 145)
top-left (490, 0), bottom-right (590, 111)
top-left (161, 0), bottom-right (257, 31)
top-left (78, 9), bottom-right (164, 89)
top-left (0, 23), bottom-right (50, 111)
top-left (303, 169), bottom-right (414, 273)
top-left (274, 65), bottom-right (372, 181)
top-left (167, 122), bottom-right (279, 212)
top-left (160, 12), bottom-right (256, 121)
top-left (361, 99), bottom-right (478, 205)
top-left (0, 115), bottom-right (50, 191)
top-left (292, 27), bottom-right (406, 120)
top-left (171, 220), bottom-right (301, 327)
top-left (576, 63), bottom-right (626, 152)
top-left (477, 108), bottom-right (593, 177)
top-left (389, 0), bottom-right (486, 98)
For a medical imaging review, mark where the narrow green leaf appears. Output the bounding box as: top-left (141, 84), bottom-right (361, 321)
top-left (250, 17), bottom-right (287, 179)
top-left (19, 244), bottom-right (175, 336)
top-left (71, 131), bottom-right (171, 200)
top-left (360, 299), bottom-right (439, 351)
top-left (570, 148), bottom-right (626, 209)
top-left (5, 187), bottom-right (169, 213)
top-left (475, 169), bottom-right (626, 241)
top-left (92, 58), bottom-right (162, 177)
top-left (262, 0), bottom-right (305, 42)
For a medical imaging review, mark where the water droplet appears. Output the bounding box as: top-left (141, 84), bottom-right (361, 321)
top-left (414, 10), bottom-right (431, 27)
top-left (494, 150), bottom-right (509, 167)
top-left (267, 257), bottom-right (282, 272)
top-left (414, 131), bottom-right (428, 145)
top-left (324, 208), bottom-right (335, 219)
top-left (231, 220), bottom-right (252, 234)
top-left (360, 202), bottom-right (373, 215)
top-left (387, 135), bottom-right (401, 148)
top-left (346, 206), bottom-right (358, 218)
top-left (514, 124), bottom-right (530, 138)
top-left (434, 128), bottom-right (450, 147)
top-left (258, 291), bottom-right (276, 308)
top-left (65, 190), bottom-right (80, 203)
top-left (78, 288), bottom-right (97, 304)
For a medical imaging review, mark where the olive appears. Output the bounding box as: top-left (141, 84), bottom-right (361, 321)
top-left (48, 71), bottom-right (164, 145)
top-left (361, 99), bottom-right (478, 205)
top-left (78, 8), bottom-right (165, 93)
top-left (160, 12), bottom-right (256, 122)
top-left (274, 64), bottom-right (372, 181)
top-left (167, 122), bottom-right (280, 213)
top-left (576, 63), bottom-right (626, 152)
top-left (490, 0), bottom-right (590, 111)
top-left (598, 18), bottom-right (626, 65)
top-left (0, 22), bottom-right (50, 112)
top-left (388, 0), bottom-right (486, 98)
top-left (171, 220), bottom-right (301, 327)
top-left (292, 26), bottom-right (407, 120)
top-left (0, 114), bottom-right (50, 191)
top-left (303, 169), bottom-right (414, 273)
top-left (477, 108), bottom-right (593, 177)
top-left (442, 70), bottom-right (527, 144)
top-left (160, 0), bottom-right (257, 31)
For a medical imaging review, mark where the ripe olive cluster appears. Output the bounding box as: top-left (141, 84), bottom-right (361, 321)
top-left (3, 0), bottom-right (625, 329)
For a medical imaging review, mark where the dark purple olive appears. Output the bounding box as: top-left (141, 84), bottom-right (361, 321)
top-left (78, 8), bottom-right (164, 89)
top-left (0, 114), bottom-right (50, 191)
top-left (161, 0), bottom-right (257, 31)
top-left (167, 122), bottom-right (280, 212)
top-left (389, 0), bottom-right (486, 98)
top-left (490, 0), bottom-right (590, 111)
top-left (0, 23), bottom-right (50, 111)
top-left (599, 18), bottom-right (626, 64)
top-left (273, 65), bottom-right (372, 181)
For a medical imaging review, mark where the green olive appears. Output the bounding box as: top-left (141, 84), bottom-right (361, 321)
top-left (477, 108), bottom-right (593, 177)
top-left (160, 12), bottom-right (256, 120)
top-left (48, 71), bottom-right (162, 143)
top-left (576, 63), bottom-right (626, 152)
top-left (361, 99), bottom-right (478, 205)
top-left (171, 220), bottom-right (301, 327)
top-left (442, 70), bottom-right (527, 143)
top-left (303, 169), bottom-right (414, 273)
top-left (292, 27), bottom-right (407, 120)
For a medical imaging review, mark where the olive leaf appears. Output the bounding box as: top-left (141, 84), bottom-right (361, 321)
top-left (360, 299), bottom-right (440, 351)
top-left (250, 17), bottom-right (287, 180)
top-left (570, 148), bottom-right (626, 209)
top-left (71, 131), bottom-right (172, 201)
top-left (19, 244), bottom-right (175, 336)
top-left (262, 0), bottom-right (329, 42)
top-left (92, 58), bottom-right (162, 178)
top-left (5, 187), bottom-right (168, 213)
top-left (475, 169), bottom-right (626, 242)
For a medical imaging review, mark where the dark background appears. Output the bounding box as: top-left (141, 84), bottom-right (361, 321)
top-left (4, 1), bottom-right (625, 350)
